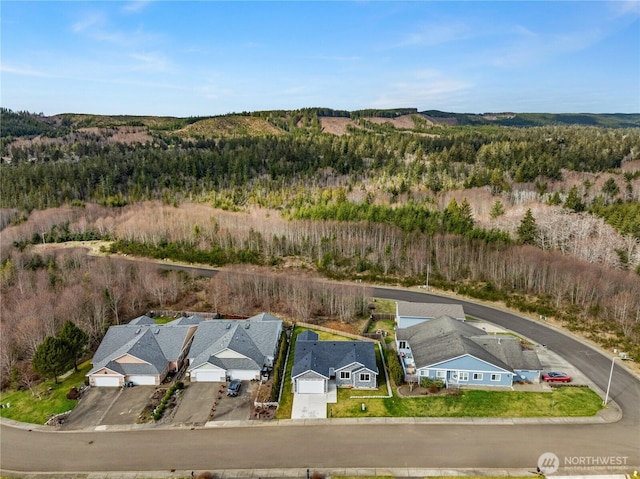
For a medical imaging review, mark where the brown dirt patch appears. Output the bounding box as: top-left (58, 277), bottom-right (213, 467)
top-left (319, 117), bottom-right (360, 135)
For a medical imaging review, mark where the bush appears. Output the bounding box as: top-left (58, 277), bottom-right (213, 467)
top-left (66, 387), bottom-right (80, 400)
top-left (270, 331), bottom-right (288, 402)
top-left (385, 348), bottom-right (404, 385)
top-left (420, 377), bottom-right (445, 389)
top-left (175, 381), bottom-right (184, 390)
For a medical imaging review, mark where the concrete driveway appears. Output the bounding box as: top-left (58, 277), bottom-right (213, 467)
top-left (209, 381), bottom-right (254, 422)
top-left (172, 382), bottom-right (222, 425)
top-left (62, 386), bottom-right (155, 429)
top-left (291, 383), bottom-right (337, 419)
top-left (61, 387), bottom-right (120, 430)
top-left (99, 386), bottom-right (154, 425)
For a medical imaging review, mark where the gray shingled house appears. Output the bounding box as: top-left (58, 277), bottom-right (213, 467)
top-left (291, 330), bottom-right (378, 394)
top-left (396, 316), bottom-right (542, 387)
top-left (187, 313), bottom-right (283, 382)
top-left (395, 301), bottom-right (466, 329)
top-left (87, 312), bottom-right (282, 386)
top-left (87, 319), bottom-right (197, 387)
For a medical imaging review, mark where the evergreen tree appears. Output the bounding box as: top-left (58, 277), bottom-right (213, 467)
top-left (517, 208), bottom-right (538, 245)
top-left (489, 200), bottom-right (505, 219)
top-left (564, 186), bottom-right (585, 212)
top-left (58, 320), bottom-right (89, 371)
top-left (32, 336), bottom-right (72, 384)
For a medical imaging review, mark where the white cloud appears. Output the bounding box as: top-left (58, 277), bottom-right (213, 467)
top-left (129, 52), bottom-right (169, 72)
top-left (121, 0), bottom-right (153, 14)
top-left (72, 12), bottom-right (105, 33)
top-left (397, 21), bottom-right (470, 47)
top-left (0, 63), bottom-right (52, 78)
top-left (371, 70), bottom-right (471, 109)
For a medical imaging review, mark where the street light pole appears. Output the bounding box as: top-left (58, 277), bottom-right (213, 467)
top-left (603, 356), bottom-right (617, 406)
top-left (425, 263), bottom-right (430, 291)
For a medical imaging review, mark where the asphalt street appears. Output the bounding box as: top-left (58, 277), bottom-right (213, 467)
top-left (1, 262), bottom-right (639, 475)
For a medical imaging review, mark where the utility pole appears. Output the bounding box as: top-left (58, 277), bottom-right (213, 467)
top-left (603, 356), bottom-right (617, 406)
top-left (425, 263), bottom-right (430, 291)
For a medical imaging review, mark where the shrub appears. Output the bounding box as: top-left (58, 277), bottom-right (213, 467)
top-left (385, 348), bottom-right (404, 385)
top-left (420, 377), bottom-right (445, 389)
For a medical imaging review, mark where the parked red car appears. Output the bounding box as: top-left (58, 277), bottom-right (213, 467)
top-left (542, 372), bottom-right (572, 383)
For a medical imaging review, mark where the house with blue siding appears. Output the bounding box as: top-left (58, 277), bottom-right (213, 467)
top-left (395, 301), bottom-right (466, 329)
top-left (396, 316), bottom-right (541, 388)
top-left (291, 330), bottom-right (378, 394)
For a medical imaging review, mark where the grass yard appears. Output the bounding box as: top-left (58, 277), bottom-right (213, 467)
top-left (0, 361), bottom-right (92, 424)
top-left (330, 386), bottom-right (602, 418)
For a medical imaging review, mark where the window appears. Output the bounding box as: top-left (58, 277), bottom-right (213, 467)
top-left (473, 373), bottom-right (483, 381)
top-left (398, 341), bottom-right (407, 349)
top-left (436, 370), bottom-right (446, 379)
top-left (420, 370), bottom-right (427, 376)
top-left (491, 373), bottom-right (501, 381)
top-left (339, 371), bottom-right (351, 380)
top-left (459, 372), bottom-right (469, 381)
top-left (359, 373), bottom-right (370, 382)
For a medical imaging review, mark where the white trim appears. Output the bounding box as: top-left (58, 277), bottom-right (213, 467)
top-left (472, 372), bottom-right (483, 381)
top-left (458, 371), bottom-right (469, 381)
top-left (339, 371), bottom-right (351, 380)
top-left (359, 372), bottom-right (371, 382)
top-left (426, 354), bottom-right (512, 374)
top-left (490, 373), bottom-right (502, 381)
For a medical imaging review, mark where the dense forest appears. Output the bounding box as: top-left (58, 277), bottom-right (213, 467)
top-left (1, 107), bottom-right (639, 388)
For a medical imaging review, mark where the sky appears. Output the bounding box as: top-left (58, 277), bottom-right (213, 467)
top-left (1, 1), bottom-right (639, 116)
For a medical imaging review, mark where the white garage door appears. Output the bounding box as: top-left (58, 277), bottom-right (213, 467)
top-left (192, 370), bottom-right (226, 382)
top-left (297, 378), bottom-right (325, 394)
top-left (127, 375), bottom-right (157, 386)
top-left (93, 375), bottom-right (121, 387)
top-left (227, 369), bottom-right (259, 381)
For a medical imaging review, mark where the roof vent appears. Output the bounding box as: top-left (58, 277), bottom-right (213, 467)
top-left (245, 323), bottom-right (250, 329)
top-left (154, 328), bottom-right (160, 334)
top-left (226, 323), bottom-right (231, 329)
top-left (135, 328), bottom-right (141, 334)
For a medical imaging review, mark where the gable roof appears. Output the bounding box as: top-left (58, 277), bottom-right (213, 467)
top-left (291, 331), bottom-right (378, 379)
top-left (396, 301), bottom-right (465, 319)
top-left (88, 324), bottom-right (193, 377)
top-left (397, 316), bottom-right (541, 373)
top-left (188, 314), bottom-right (282, 370)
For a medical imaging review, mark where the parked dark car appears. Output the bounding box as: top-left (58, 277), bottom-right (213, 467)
top-left (542, 372), bottom-right (572, 383)
top-left (227, 380), bottom-right (241, 396)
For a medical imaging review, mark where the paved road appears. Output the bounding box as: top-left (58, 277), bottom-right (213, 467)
top-left (2, 264), bottom-right (639, 474)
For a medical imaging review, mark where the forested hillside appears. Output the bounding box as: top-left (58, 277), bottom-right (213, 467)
top-left (1, 107), bottom-right (639, 387)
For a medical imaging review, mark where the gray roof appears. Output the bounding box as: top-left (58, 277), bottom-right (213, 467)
top-left (169, 314), bottom-right (207, 326)
top-left (129, 315), bottom-right (156, 325)
top-left (188, 314), bottom-right (282, 370)
top-left (396, 302), bottom-right (465, 319)
top-left (292, 331), bottom-right (378, 379)
top-left (88, 324), bottom-right (193, 377)
top-left (397, 316), bottom-right (541, 372)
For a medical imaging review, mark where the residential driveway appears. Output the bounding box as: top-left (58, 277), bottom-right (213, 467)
top-left (291, 393), bottom-right (328, 419)
top-left (172, 382), bottom-right (222, 425)
top-left (291, 382), bottom-right (336, 419)
top-left (209, 381), bottom-right (254, 422)
top-left (61, 387), bottom-right (120, 430)
top-left (99, 386), bottom-right (154, 425)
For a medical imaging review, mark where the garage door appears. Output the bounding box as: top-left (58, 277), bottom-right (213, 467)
top-left (227, 369), bottom-right (259, 381)
top-left (192, 370), bottom-right (226, 382)
top-left (297, 378), bottom-right (325, 394)
top-left (127, 375), bottom-right (157, 386)
top-left (93, 375), bottom-right (121, 387)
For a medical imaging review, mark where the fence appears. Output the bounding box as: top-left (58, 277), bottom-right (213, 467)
top-left (296, 322), bottom-right (376, 342)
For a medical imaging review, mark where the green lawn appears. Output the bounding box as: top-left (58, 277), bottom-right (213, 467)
top-left (0, 361), bottom-right (92, 424)
top-left (330, 386), bottom-right (602, 418)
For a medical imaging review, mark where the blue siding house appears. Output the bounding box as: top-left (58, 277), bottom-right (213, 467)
top-left (395, 301), bottom-right (466, 329)
top-left (292, 330), bottom-right (378, 394)
top-left (396, 316), bottom-right (541, 388)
